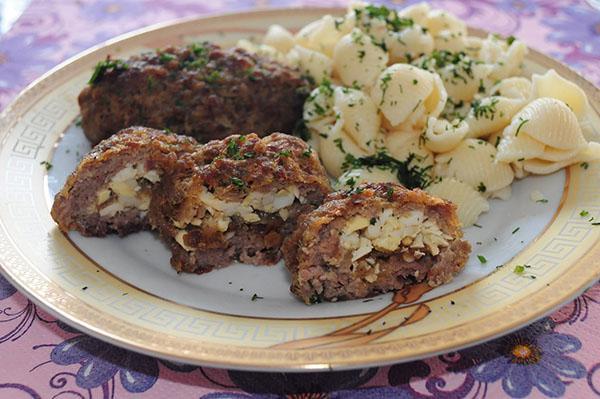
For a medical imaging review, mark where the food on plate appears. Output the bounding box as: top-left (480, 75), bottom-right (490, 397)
top-left (78, 42), bottom-right (311, 145)
top-left (245, 2), bottom-right (599, 227)
top-left (51, 127), bottom-right (198, 236)
top-left (149, 133), bottom-right (332, 274)
top-left (283, 182), bottom-right (471, 304)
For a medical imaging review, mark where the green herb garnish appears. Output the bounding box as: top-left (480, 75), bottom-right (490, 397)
top-left (515, 118), bottom-right (529, 136)
top-left (40, 161), bottom-right (52, 171)
top-left (343, 151), bottom-right (433, 190)
top-left (477, 182), bottom-right (486, 193)
top-left (580, 210), bottom-right (589, 217)
top-left (159, 52), bottom-right (176, 63)
top-left (230, 177), bottom-right (245, 189)
top-left (477, 255), bottom-right (487, 264)
top-left (472, 98), bottom-right (499, 120)
top-left (512, 227), bottom-right (520, 234)
top-left (88, 59), bottom-right (128, 85)
top-left (251, 294), bottom-right (264, 301)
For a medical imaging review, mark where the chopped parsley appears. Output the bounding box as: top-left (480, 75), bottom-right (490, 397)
top-left (472, 98), bottom-right (499, 120)
top-left (506, 35), bottom-right (516, 46)
top-left (580, 162), bottom-right (589, 170)
top-left (477, 255), bottom-right (487, 264)
top-left (477, 182), bottom-right (486, 193)
top-left (277, 149), bottom-right (292, 157)
top-left (309, 294), bottom-right (322, 304)
top-left (251, 294), bottom-right (264, 301)
top-left (386, 185), bottom-right (394, 200)
top-left (230, 177), bottom-right (245, 189)
top-left (369, 217), bottom-right (377, 225)
top-left (363, 5), bottom-right (414, 32)
top-left (473, 223), bottom-right (482, 228)
top-left (343, 151), bottom-right (433, 190)
top-left (515, 118), bottom-right (529, 136)
top-left (333, 138), bottom-right (346, 153)
top-left (40, 161), bottom-right (53, 170)
top-left (204, 70), bottom-right (221, 84)
top-left (357, 50), bottom-right (366, 61)
top-left (512, 227), bottom-right (520, 234)
top-left (379, 73), bottom-right (392, 105)
top-left (88, 59), bottom-right (128, 85)
top-left (413, 79), bottom-right (418, 85)
top-left (302, 148), bottom-right (313, 157)
top-left (159, 52), bottom-right (176, 63)
top-left (226, 137), bottom-right (245, 159)
top-left (580, 210), bottom-right (589, 217)
top-left (513, 265), bottom-right (525, 274)
top-left (536, 199), bottom-right (548, 203)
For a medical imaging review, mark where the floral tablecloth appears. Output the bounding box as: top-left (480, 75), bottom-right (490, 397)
top-left (0, 0), bottom-right (599, 398)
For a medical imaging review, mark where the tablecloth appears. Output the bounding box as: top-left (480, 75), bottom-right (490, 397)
top-left (0, 0), bottom-right (599, 397)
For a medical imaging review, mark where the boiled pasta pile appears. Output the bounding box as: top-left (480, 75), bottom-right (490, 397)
top-left (238, 2), bottom-right (600, 226)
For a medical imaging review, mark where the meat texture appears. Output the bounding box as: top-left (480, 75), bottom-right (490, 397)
top-left (283, 183), bottom-right (471, 304)
top-left (149, 133), bottom-right (332, 274)
top-left (79, 42), bottom-right (311, 145)
top-left (51, 127), bottom-right (198, 236)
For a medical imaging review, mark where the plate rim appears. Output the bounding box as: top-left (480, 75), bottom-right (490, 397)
top-left (0, 6), bottom-right (599, 371)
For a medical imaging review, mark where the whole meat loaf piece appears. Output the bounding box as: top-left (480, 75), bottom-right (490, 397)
top-left (51, 127), bottom-right (198, 236)
top-left (149, 133), bottom-right (332, 274)
top-left (79, 42), bottom-right (311, 145)
top-left (283, 183), bottom-right (471, 304)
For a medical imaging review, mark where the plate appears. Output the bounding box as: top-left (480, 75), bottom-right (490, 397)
top-left (0, 8), bottom-right (599, 371)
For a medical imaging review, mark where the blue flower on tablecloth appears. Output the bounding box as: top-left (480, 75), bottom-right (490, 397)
top-left (0, 274), bottom-right (16, 300)
top-left (543, 5), bottom-right (600, 56)
top-left (467, 318), bottom-right (586, 398)
top-left (50, 322), bottom-right (197, 393)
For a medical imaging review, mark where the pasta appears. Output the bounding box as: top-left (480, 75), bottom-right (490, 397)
top-left (371, 64), bottom-right (447, 129)
top-left (249, 1), bottom-right (600, 227)
top-left (435, 139), bottom-right (514, 197)
top-left (263, 24), bottom-right (295, 53)
top-left (333, 86), bottom-right (381, 150)
top-left (426, 178), bottom-right (490, 227)
top-left (423, 116), bottom-right (468, 153)
top-left (335, 167), bottom-right (399, 190)
top-left (333, 28), bottom-right (389, 89)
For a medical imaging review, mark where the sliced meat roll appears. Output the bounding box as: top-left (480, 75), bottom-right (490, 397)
top-left (51, 126), bottom-right (198, 236)
top-left (283, 183), bottom-right (471, 304)
top-left (149, 133), bottom-right (332, 274)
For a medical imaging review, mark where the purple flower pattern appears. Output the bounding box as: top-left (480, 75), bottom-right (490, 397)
top-left (0, 0), bottom-right (599, 398)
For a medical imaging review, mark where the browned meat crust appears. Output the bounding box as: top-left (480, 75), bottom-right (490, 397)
top-left (149, 133), bottom-right (332, 274)
top-left (79, 42), bottom-right (311, 145)
top-left (283, 183), bottom-right (471, 304)
top-left (51, 126), bottom-right (198, 236)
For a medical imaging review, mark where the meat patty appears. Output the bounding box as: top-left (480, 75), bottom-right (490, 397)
top-left (51, 127), bottom-right (198, 236)
top-left (283, 183), bottom-right (471, 304)
top-left (149, 133), bottom-right (332, 274)
top-left (79, 42), bottom-right (311, 145)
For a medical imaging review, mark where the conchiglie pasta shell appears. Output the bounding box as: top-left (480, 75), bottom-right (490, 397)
top-left (294, 15), bottom-right (346, 57)
top-left (466, 96), bottom-right (524, 139)
top-left (523, 142), bottom-right (600, 175)
top-left (532, 69), bottom-right (589, 117)
top-left (426, 178), bottom-right (490, 227)
top-left (424, 117), bottom-right (468, 153)
top-left (489, 40), bottom-right (528, 80)
top-left (334, 87), bottom-right (380, 151)
top-left (384, 130), bottom-right (434, 168)
top-left (509, 97), bottom-right (586, 151)
top-left (371, 64), bottom-right (435, 126)
top-left (386, 25), bottom-right (434, 63)
top-left (333, 29), bottom-right (389, 89)
top-left (319, 118), bottom-right (371, 177)
top-left (335, 168), bottom-right (399, 190)
top-left (263, 25), bottom-right (295, 53)
top-left (288, 45), bottom-right (332, 84)
top-left (398, 2), bottom-right (431, 25)
top-left (496, 132), bottom-right (545, 163)
top-left (490, 77), bottom-right (532, 100)
top-left (440, 63), bottom-right (494, 102)
top-left (424, 9), bottom-right (466, 36)
top-left (435, 138), bottom-right (514, 194)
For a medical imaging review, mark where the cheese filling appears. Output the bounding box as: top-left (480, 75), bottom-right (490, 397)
top-left (95, 164), bottom-right (160, 217)
top-left (174, 185), bottom-right (303, 251)
top-left (340, 209), bottom-right (452, 276)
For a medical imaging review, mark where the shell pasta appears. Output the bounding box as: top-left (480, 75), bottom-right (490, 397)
top-left (241, 1), bottom-right (599, 226)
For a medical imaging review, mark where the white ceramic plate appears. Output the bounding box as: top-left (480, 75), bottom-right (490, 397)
top-left (0, 8), bottom-right (599, 371)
